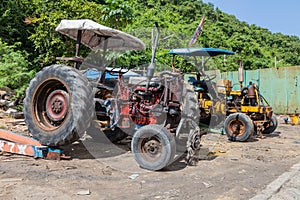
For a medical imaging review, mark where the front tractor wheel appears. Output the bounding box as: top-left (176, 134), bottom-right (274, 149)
top-left (224, 113), bottom-right (254, 142)
top-left (131, 124), bottom-right (176, 171)
top-left (263, 114), bottom-right (278, 134)
top-left (24, 64), bottom-right (94, 146)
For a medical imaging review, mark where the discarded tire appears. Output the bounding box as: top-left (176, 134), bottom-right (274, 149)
top-left (263, 114), bottom-right (278, 134)
top-left (224, 113), bottom-right (254, 142)
top-left (24, 64), bottom-right (94, 146)
top-left (131, 124), bottom-right (176, 171)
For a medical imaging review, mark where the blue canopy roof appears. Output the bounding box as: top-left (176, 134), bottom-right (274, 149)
top-left (168, 48), bottom-right (235, 57)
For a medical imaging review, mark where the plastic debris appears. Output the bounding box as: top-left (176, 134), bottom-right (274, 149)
top-left (202, 181), bottom-right (213, 188)
top-left (77, 189), bottom-right (90, 195)
top-left (128, 173), bottom-right (139, 180)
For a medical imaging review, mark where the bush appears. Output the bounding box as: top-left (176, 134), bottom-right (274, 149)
top-left (0, 39), bottom-right (35, 97)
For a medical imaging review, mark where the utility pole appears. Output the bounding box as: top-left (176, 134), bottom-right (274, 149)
top-left (275, 56), bottom-right (283, 68)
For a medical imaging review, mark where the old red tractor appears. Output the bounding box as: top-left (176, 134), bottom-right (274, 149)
top-left (24, 20), bottom-right (202, 170)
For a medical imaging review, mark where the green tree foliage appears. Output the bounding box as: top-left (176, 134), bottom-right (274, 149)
top-left (100, 0), bottom-right (133, 28)
top-left (126, 0), bottom-right (300, 71)
top-left (0, 39), bottom-right (34, 97)
top-left (1, 0), bottom-right (300, 94)
top-left (0, 0), bottom-right (35, 60)
top-left (26, 0), bottom-right (103, 70)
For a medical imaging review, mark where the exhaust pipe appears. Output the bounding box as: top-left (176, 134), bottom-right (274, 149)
top-left (238, 60), bottom-right (244, 89)
top-left (146, 22), bottom-right (160, 91)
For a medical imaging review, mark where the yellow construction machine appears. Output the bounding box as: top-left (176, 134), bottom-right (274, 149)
top-left (169, 48), bottom-right (277, 142)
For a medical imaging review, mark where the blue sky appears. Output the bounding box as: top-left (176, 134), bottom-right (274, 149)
top-left (202, 0), bottom-right (300, 37)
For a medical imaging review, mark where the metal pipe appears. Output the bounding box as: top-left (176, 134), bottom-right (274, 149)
top-left (146, 22), bottom-right (160, 91)
top-left (238, 60), bottom-right (244, 89)
top-left (74, 30), bottom-right (82, 69)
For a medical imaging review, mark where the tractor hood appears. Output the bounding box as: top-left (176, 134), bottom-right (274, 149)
top-left (55, 19), bottom-right (145, 51)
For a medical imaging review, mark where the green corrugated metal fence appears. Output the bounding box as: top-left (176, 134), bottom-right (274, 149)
top-left (220, 66), bottom-right (300, 114)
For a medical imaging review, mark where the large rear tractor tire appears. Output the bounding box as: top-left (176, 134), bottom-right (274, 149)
top-left (263, 114), bottom-right (278, 134)
top-left (131, 124), bottom-right (176, 171)
top-left (224, 113), bottom-right (254, 142)
top-left (24, 64), bottom-right (94, 146)
top-left (176, 83), bottom-right (201, 153)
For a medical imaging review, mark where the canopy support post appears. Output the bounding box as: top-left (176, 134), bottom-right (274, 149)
top-left (74, 30), bottom-right (82, 69)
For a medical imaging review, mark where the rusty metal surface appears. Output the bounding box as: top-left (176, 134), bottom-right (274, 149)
top-left (0, 129), bottom-right (41, 146)
top-left (0, 129), bottom-right (66, 159)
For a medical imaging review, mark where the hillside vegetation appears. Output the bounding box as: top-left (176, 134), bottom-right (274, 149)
top-left (1, 0), bottom-right (300, 95)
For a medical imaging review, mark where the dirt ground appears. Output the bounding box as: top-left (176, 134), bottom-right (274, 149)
top-left (0, 115), bottom-right (299, 200)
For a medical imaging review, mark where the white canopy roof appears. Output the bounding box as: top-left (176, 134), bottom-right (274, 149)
top-left (55, 19), bottom-right (145, 51)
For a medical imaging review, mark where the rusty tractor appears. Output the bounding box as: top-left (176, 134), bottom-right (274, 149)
top-left (24, 20), bottom-right (203, 170)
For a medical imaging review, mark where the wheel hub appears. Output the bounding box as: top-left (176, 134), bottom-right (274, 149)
top-left (52, 99), bottom-right (63, 113)
top-left (228, 120), bottom-right (245, 136)
top-left (46, 90), bottom-right (69, 122)
top-left (145, 140), bottom-right (160, 155)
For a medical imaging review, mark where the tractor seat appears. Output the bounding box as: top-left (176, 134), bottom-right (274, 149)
top-left (193, 86), bottom-right (204, 92)
top-left (188, 77), bottom-right (205, 92)
top-left (188, 76), bottom-right (203, 85)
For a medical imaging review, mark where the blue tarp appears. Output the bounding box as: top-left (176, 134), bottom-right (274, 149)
top-left (84, 69), bottom-right (141, 79)
top-left (85, 69), bottom-right (102, 79)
